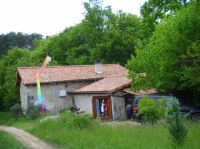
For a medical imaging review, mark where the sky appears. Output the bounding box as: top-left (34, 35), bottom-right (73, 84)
top-left (0, 0), bottom-right (146, 36)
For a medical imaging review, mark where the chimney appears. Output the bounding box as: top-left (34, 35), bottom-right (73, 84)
top-left (95, 60), bottom-right (102, 74)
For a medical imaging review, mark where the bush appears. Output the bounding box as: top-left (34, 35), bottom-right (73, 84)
top-left (60, 112), bottom-right (94, 129)
top-left (10, 103), bottom-right (23, 118)
top-left (26, 105), bottom-right (41, 119)
top-left (72, 115), bottom-right (92, 129)
top-left (138, 96), bottom-right (167, 124)
top-left (166, 98), bottom-right (188, 145)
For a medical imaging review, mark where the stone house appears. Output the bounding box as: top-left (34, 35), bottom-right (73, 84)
top-left (17, 64), bottom-right (134, 120)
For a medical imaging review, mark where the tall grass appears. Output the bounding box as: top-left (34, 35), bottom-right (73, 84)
top-left (0, 131), bottom-right (26, 149)
top-left (1, 112), bottom-right (200, 149)
top-left (31, 112), bottom-right (200, 149)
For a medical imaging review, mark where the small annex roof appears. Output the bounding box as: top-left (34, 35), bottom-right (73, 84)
top-left (72, 76), bottom-right (131, 94)
top-left (17, 64), bottom-right (128, 85)
top-left (123, 88), bottom-right (158, 95)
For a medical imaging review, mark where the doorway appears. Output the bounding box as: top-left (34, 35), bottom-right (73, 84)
top-left (92, 96), bottom-right (112, 120)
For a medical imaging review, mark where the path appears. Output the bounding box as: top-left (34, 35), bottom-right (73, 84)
top-left (0, 125), bottom-right (54, 149)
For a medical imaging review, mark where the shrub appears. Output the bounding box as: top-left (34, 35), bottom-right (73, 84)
top-left (166, 98), bottom-right (188, 145)
top-left (10, 103), bottom-right (23, 118)
top-left (138, 96), bottom-right (167, 124)
top-left (72, 115), bottom-right (92, 129)
top-left (26, 105), bottom-right (41, 119)
top-left (60, 112), bottom-right (94, 129)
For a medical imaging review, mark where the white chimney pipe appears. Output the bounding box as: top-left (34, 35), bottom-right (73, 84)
top-left (95, 61), bottom-right (102, 74)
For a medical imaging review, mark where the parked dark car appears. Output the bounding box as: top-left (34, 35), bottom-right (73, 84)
top-left (131, 95), bottom-right (200, 121)
top-left (180, 104), bottom-right (200, 121)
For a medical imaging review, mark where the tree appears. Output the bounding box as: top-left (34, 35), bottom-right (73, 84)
top-left (94, 12), bottom-right (141, 65)
top-left (127, 2), bottom-right (200, 103)
top-left (166, 98), bottom-right (188, 145)
top-left (0, 32), bottom-right (43, 56)
top-left (0, 47), bottom-right (46, 111)
top-left (140, 0), bottom-right (188, 42)
top-left (37, 1), bottom-right (141, 66)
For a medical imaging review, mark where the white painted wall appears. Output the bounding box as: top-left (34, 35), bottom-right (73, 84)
top-left (74, 94), bottom-right (106, 115)
top-left (74, 94), bottom-right (93, 114)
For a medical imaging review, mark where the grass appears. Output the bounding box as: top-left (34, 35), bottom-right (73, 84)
top-left (0, 130), bottom-right (26, 149)
top-left (0, 112), bottom-right (12, 125)
top-left (1, 111), bottom-right (200, 149)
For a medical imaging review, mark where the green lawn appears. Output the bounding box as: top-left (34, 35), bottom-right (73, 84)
top-left (0, 130), bottom-right (26, 149)
top-left (1, 112), bottom-right (200, 149)
top-left (0, 112), bottom-right (12, 125)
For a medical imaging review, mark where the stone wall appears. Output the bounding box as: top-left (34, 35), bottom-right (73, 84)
top-left (20, 82), bottom-right (28, 111)
top-left (20, 81), bottom-right (92, 112)
top-left (111, 95), bottom-right (126, 120)
top-left (20, 81), bottom-right (127, 120)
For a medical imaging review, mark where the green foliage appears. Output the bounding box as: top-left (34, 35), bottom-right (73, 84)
top-left (62, 112), bottom-right (93, 129)
top-left (138, 96), bottom-right (167, 124)
top-left (39, 1), bottom-right (141, 66)
top-left (0, 112), bottom-right (12, 125)
top-left (140, 0), bottom-right (187, 41)
top-left (180, 41), bottom-right (200, 92)
top-left (127, 2), bottom-right (200, 102)
top-left (26, 105), bottom-right (41, 120)
top-left (166, 98), bottom-right (188, 145)
top-left (0, 47), bottom-right (43, 111)
top-left (0, 32), bottom-right (42, 55)
top-left (19, 115), bottom-right (200, 149)
top-left (10, 103), bottom-right (23, 118)
top-left (1, 112), bottom-right (200, 149)
top-left (58, 111), bottom-right (92, 128)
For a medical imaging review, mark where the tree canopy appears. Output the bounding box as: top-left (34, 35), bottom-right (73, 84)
top-left (40, 1), bottom-right (141, 66)
top-left (140, 0), bottom-right (188, 41)
top-left (127, 1), bottom-right (200, 103)
top-left (0, 32), bottom-right (43, 56)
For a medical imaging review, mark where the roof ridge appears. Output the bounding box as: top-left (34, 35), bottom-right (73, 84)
top-left (17, 64), bottom-right (121, 69)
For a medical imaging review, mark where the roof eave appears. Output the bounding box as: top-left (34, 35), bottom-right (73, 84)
top-left (109, 82), bottom-right (132, 93)
top-left (22, 77), bottom-right (103, 86)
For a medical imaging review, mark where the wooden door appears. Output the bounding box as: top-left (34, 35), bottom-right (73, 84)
top-left (92, 96), bottom-right (112, 120)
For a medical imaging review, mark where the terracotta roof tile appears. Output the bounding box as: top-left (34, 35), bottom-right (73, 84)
top-left (72, 76), bottom-right (131, 94)
top-left (123, 88), bottom-right (158, 95)
top-left (17, 64), bottom-right (128, 85)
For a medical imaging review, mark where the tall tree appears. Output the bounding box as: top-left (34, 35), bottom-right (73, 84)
top-left (0, 32), bottom-right (43, 56)
top-left (140, 0), bottom-right (188, 42)
top-left (38, 1), bottom-right (141, 66)
top-left (127, 2), bottom-right (200, 103)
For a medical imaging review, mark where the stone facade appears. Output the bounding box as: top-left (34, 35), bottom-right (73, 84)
top-left (111, 95), bottom-right (126, 120)
top-left (20, 81), bottom-right (127, 120)
top-left (20, 81), bottom-right (93, 112)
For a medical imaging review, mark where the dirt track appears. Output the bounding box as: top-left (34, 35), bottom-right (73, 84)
top-left (0, 126), bottom-right (54, 149)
